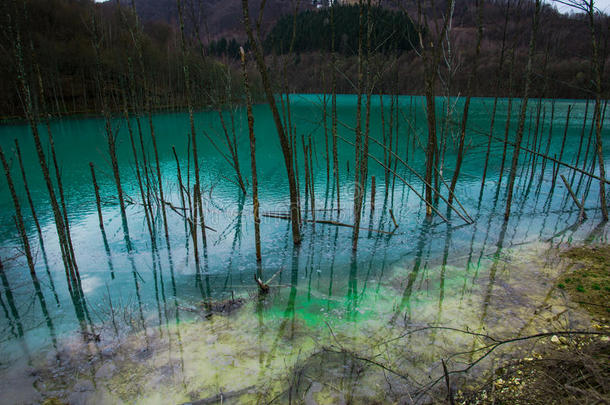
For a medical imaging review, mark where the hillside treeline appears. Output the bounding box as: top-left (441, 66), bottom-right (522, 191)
top-left (265, 0), bottom-right (609, 100)
top-left (119, 0), bottom-right (609, 100)
top-left (264, 5), bottom-right (419, 55)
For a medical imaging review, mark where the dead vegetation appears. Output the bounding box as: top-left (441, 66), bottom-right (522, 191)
top-left (457, 244), bottom-right (610, 404)
top-left (457, 334), bottom-right (610, 405)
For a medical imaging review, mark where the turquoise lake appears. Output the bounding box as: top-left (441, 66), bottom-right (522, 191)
top-left (0, 94), bottom-right (608, 403)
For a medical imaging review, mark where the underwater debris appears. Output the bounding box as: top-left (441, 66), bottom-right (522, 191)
top-left (201, 297), bottom-right (246, 315)
top-left (80, 331), bottom-right (100, 343)
top-left (254, 274), bottom-right (270, 294)
top-left (182, 385), bottom-right (256, 405)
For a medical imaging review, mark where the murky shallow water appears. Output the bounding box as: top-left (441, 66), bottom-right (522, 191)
top-left (0, 95), bottom-right (608, 403)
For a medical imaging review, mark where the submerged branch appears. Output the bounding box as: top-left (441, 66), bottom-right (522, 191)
top-left (337, 135), bottom-right (450, 223)
top-left (261, 213), bottom-right (395, 235)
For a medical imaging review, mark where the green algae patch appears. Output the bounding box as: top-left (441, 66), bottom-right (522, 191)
top-left (42, 399), bottom-right (67, 405)
top-left (559, 245), bottom-right (610, 320)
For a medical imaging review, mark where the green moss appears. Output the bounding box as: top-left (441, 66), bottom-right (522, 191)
top-left (558, 283), bottom-right (566, 289)
top-left (559, 245), bottom-right (610, 319)
top-left (42, 399), bottom-right (66, 405)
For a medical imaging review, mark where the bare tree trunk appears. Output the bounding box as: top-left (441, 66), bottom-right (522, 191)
top-left (89, 163), bottom-right (105, 233)
top-left (0, 146), bottom-right (37, 278)
top-left (148, 115), bottom-right (171, 242)
top-left (416, 0), bottom-right (455, 216)
top-left (8, 7), bottom-right (76, 287)
top-left (217, 108), bottom-right (247, 193)
top-left (323, 91), bottom-right (330, 185)
top-left (124, 0), bottom-right (171, 243)
top-left (481, 0), bottom-right (511, 192)
top-left (241, 0), bottom-right (301, 245)
top-left (177, 0), bottom-right (208, 246)
top-left (89, 9), bottom-right (131, 248)
top-left (14, 139), bottom-right (43, 245)
top-left (351, 0), bottom-right (365, 251)
top-left (370, 175), bottom-right (376, 214)
top-left (122, 101), bottom-right (155, 242)
top-left (380, 94), bottom-right (389, 193)
top-left (539, 101), bottom-right (555, 183)
top-left (331, 3), bottom-right (340, 214)
top-left (241, 48), bottom-right (262, 264)
top-left (309, 136), bottom-right (316, 224)
top-left (587, 1), bottom-right (608, 220)
top-left (504, 0), bottom-right (541, 221)
top-left (172, 146), bottom-right (187, 212)
top-left (34, 66), bottom-right (79, 275)
top-left (302, 136), bottom-right (310, 213)
top-left (424, 81), bottom-right (437, 216)
top-left (570, 99), bottom-right (589, 185)
top-left (449, 0), bottom-right (484, 204)
top-left (551, 105), bottom-right (572, 190)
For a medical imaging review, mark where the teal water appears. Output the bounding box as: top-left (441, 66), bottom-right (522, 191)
top-left (0, 95), bottom-right (608, 403)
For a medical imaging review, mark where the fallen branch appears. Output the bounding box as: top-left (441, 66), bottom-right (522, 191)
top-left (182, 385), bottom-right (256, 405)
top-left (262, 213), bottom-right (395, 235)
top-left (254, 274), bottom-right (270, 294)
top-left (463, 121), bottom-right (610, 185)
top-left (368, 134), bottom-right (473, 223)
top-left (442, 359), bottom-right (455, 405)
top-left (560, 174), bottom-right (587, 220)
top-left (389, 209), bottom-right (399, 229)
top-left (415, 330), bottom-right (610, 397)
top-left (337, 135), bottom-right (451, 223)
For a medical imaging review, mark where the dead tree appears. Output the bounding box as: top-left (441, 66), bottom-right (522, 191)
top-left (481, 0), bottom-right (512, 192)
top-left (448, 0), bottom-right (484, 204)
top-left (551, 0), bottom-right (608, 220)
top-left (241, 0), bottom-right (301, 245)
top-left (88, 9), bottom-right (131, 247)
top-left (504, 0), bottom-right (542, 221)
top-left (331, 3), bottom-right (340, 213)
top-left (7, 1), bottom-right (78, 286)
top-left (0, 146), bottom-right (37, 278)
top-left (402, 0), bottom-right (456, 216)
top-left (177, 0), bottom-right (208, 247)
top-left (241, 47), bottom-right (262, 264)
top-left (352, 0), bottom-right (366, 251)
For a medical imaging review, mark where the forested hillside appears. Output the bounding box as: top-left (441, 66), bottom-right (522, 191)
top-left (264, 5), bottom-right (419, 54)
top-left (0, 0), bottom-right (252, 118)
top-left (0, 0), bottom-right (608, 118)
top-left (264, 0), bottom-right (609, 99)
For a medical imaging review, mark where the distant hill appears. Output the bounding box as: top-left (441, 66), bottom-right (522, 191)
top-left (264, 5), bottom-right (419, 55)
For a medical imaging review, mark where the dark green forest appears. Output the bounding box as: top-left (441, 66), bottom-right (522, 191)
top-left (263, 5), bottom-right (419, 55)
